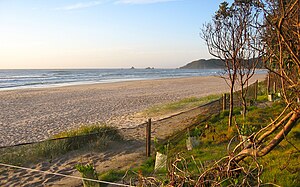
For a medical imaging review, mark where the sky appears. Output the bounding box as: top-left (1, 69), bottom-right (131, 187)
top-left (0, 0), bottom-right (230, 69)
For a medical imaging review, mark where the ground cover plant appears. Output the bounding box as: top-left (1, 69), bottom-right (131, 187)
top-left (0, 124), bottom-right (122, 166)
top-left (99, 82), bottom-right (299, 186)
top-left (138, 102), bottom-right (296, 186)
top-left (142, 94), bottom-right (220, 117)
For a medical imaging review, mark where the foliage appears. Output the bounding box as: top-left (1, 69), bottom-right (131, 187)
top-left (75, 163), bottom-right (100, 187)
top-left (202, 0), bottom-right (263, 126)
top-left (53, 123), bottom-right (121, 140)
top-left (262, 0), bottom-right (300, 112)
top-left (239, 123), bottom-right (257, 136)
top-left (188, 127), bottom-right (202, 137)
top-left (142, 95), bottom-right (220, 117)
top-left (135, 99), bottom-right (298, 186)
top-left (99, 170), bottom-right (126, 183)
top-left (154, 137), bottom-right (169, 155)
top-left (0, 124), bottom-right (122, 166)
top-left (121, 1), bottom-right (300, 185)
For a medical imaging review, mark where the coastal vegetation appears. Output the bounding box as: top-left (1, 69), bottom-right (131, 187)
top-left (0, 124), bottom-right (121, 166)
top-left (99, 89), bottom-right (299, 186)
top-left (142, 94), bottom-right (220, 117)
top-left (99, 0), bottom-right (300, 186)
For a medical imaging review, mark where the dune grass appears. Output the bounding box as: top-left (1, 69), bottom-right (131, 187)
top-left (142, 94), bottom-right (220, 117)
top-left (0, 124), bottom-right (122, 166)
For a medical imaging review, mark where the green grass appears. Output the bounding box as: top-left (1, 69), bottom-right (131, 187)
top-left (53, 123), bottom-right (122, 139)
top-left (98, 157), bottom-right (156, 185)
top-left (137, 156), bottom-right (156, 174)
top-left (259, 125), bottom-right (300, 186)
top-left (99, 170), bottom-right (126, 183)
top-left (0, 124), bottom-right (122, 166)
top-left (92, 81), bottom-right (299, 186)
top-left (142, 94), bottom-right (220, 117)
top-left (121, 96), bottom-right (299, 186)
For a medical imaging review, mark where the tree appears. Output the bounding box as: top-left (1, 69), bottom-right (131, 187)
top-left (202, 2), bottom-right (238, 128)
top-left (234, 0), bottom-right (300, 161)
top-left (201, 0), bottom-right (262, 126)
top-left (233, 0), bottom-right (263, 119)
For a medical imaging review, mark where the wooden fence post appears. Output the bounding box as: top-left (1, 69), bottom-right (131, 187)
top-left (254, 80), bottom-right (258, 100)
top-left (267, 72), bottom-right (270, 95)
top-left (146, 118), bottom-right (151, 157)
top-left (222, 93), bottom-right (227, 111)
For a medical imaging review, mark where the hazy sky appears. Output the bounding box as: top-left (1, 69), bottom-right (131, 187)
top-left (0, 0), bottom-right (230, 69)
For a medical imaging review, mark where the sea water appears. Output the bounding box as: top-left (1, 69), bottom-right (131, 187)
top-left (0, 69), bottom-right (266, 90)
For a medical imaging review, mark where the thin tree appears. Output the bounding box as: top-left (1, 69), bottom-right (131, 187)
top-left (201, 1), bottom-right (261, 126)
top-left (234, 0), bottom-right (263, 119)
top-left (202, 2), bottom-right (237, 128)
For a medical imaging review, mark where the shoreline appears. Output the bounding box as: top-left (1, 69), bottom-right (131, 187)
top-left (0, 74), bottom-right (266, 147)
top-left (0, 69), bottom-right (268, 92)
top-left (0, 74), bottom-right (222, 92)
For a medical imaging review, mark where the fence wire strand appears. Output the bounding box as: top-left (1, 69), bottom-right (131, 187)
top-left (0, 162), bottom-right (135, 187)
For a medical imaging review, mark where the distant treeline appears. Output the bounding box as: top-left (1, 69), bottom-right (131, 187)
top-left (180, 58), bottom-right (264, 69)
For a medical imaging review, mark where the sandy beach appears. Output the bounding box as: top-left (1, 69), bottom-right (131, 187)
top-left (0, 74), bottom-right (267, 186)
top-left (0, 75), bottom-right (266, 147)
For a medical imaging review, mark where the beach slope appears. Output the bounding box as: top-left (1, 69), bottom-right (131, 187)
top-left (0, 75), bottom-right (265, 146)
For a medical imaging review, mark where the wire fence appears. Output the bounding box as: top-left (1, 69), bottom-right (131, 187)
top-left (0, 162), bottom-right (134, 187)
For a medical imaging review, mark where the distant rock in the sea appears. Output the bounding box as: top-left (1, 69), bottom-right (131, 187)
top-left (146, 67), bottom-right (154, 69)
top-left (180, 59), bottom-right (225, 69)
top-left (130, 66), bottom-right (135, 69)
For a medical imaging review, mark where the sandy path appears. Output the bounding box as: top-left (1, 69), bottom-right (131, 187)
top-left (0, 75), bottom-right (265, 147)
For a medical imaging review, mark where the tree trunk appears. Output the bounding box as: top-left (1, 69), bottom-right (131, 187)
top-left (228, 86), bottom-right (234, 127)
top-left (241, 85), bottom-right (247, 119)
top-left (267, 71), bottom-right (270, 95)
top-left (234, 111), bottom-right (300, 163)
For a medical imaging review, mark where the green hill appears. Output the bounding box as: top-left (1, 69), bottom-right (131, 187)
top-left (180, 59), bottom-right (225, 69)
top-left (180, 58), bottom-right (264, 69)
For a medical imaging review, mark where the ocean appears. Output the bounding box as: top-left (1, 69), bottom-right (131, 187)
top-left (0, 69), bottom-right (266, 90)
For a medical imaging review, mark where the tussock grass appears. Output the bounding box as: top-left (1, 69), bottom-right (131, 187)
top-left (0, 124), bottom-right (122, 166)
top-left (142, 94), bottom-right (220, 117)
top-left (53, 123), bottom-right (121, 139)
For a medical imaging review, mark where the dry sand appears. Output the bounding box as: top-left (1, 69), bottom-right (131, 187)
top-left (0, 75), bottom-right (265, 147)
